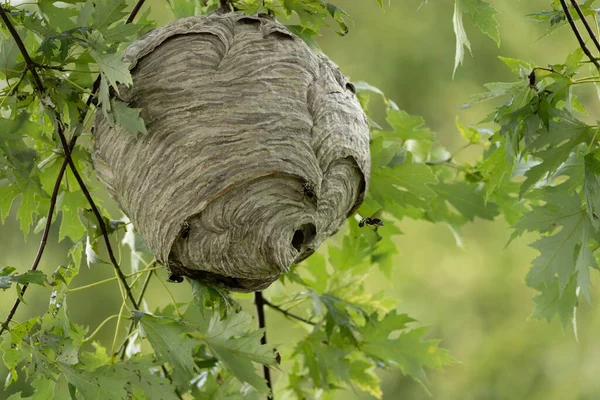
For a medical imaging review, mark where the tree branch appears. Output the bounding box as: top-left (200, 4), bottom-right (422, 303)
top-left (117, 264), bottom-right (155, 360)
top-left (569, 0), bottom-right (600, 55)
top-left (262, 297), bottom-right (316, 326)
top-left (0, 137), bottom-right (76, 335)
top-left (0, 0), bottom-right (147, 334)
top-left (559, 0), bottom-right (600, 69)
top-left (0, 6), bottom-right (44, 93)
top-left (53, 119), bottom-right (139, 310)
top-left (254, 291), bottom-right (273, 400)
top-left (126, 0), bottom-right (147, 24)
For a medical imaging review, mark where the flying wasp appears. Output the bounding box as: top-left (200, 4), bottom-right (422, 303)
top-left (359, 210), bottom-right (384, 230)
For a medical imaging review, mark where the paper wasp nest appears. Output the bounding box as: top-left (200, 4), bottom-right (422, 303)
top-left (92, 12), bottom-right (370, 292)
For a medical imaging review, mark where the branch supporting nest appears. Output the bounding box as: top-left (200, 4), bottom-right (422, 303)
top-left (0, 0), bottom-right (147, 335)
top-left (254, 291), bottom-right (274, 399)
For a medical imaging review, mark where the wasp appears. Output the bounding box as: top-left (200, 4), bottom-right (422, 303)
top-left (168, 272), bottom-right (184, 283)
top-left (303, 182), bottom-right (316, 199)
top-left (181, 220), bottom-right (190, 239)
top-left (359, 210), bottom-right (384, 230)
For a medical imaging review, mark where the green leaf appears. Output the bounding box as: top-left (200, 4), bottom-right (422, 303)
top-left (195, 311), bottom-right (276, 393)
top-left (111, 100), bottom-right (148, 136)
top-left (167, 0), bottom-right (197, 18)
top-left (0, 266), bottom-right (17, 289)
top-left (453, 0), bottom-right (500, 76)
top-left (584, 152), bottom-right (600, 229)
top-left (326, 3), bottom-right (350, 36)
top-left (122, 357), bottom-right (180, 400)
top-left (0, 185), bottom-right (19, 223)
top-left (16, 186), bottom-right (38, 237)
top-left (478, 144), bottom-right (515, 198)
top-left (91, 0), bottom-right (128, 31)
top-left (38, 0), bottom-right (78, 31)
top-left (59, 363), bottom-right (128, 400)
top-left (377, 108), bottom-right (436, 144)
top-left (90, 50), bottom-right (132, 89)
top-left (59, 190), bottom-right (88, 242)
top-left (369, 159), bottom-right (437, 217)
top-left (452, 0), bottom-right (471, 76)
top-left (0, 34), bottom-right (21, 79)
top-left (349, 359), bottom-right (382, 399)
top-left (456, 116), bottom-right (482, 144)
top-left (362, 311), bottom-right (454, 390)
top-left (103, 23), bottom-right (146, 43)
top-left (7, 377), bottom-right (56, 400)
top-left (295, 332), bottom-right (350, 389)
top-left (282, 0), bottom-right (329, 34)
top-left (319, 293), bottom-right (363, 344)
top-left (520, 119), bottom-right (591, 196)
top-left (11, 270), bottom-right (46, 286)
top-left (433, 181), bottom-right (499, 222)
top-left (518, 194), bottom-right (594, 294)
top-left (531, 276), bottom-right (578, 329)
top-left (134, 311), bottom-right (198, 383)
top-left (461, 0), bottom-right (501, 46)
top-left (460, 81), bottom-right (521, 109)
top-left (298, 251), bottom-right (329, 293)
top-left (575, 217), bottom-right (596, 303)
top-left (499, 56), bottom-right (535, 77)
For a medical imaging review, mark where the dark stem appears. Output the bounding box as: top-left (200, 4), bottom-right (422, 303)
top-left (54, 120), bottom-right (140, 310)
top-left (559, 0), bottom-right (600, 69)
top-left (0, 6), bottom-right (44, 93)
top-left (126, 0), bottom-right (147, 24)
top-left (262, 297), bottom-right (316, 326)
top-left (0, 137), bottom-right (76, 335)
top-left (117, 266), bottom-right (156, 360)
top-left (7, 68), bottom-right (27, 97)
top-left (425, 158), bottom-right (452, 166)
top-left (569, 0), bottom-right (600, 55)
top-left (160, 365), bottom-right (184, 400)
top-left (254, 291), bottom-right (273, 400)
top-left (0, 0), bottom-right (148, 334)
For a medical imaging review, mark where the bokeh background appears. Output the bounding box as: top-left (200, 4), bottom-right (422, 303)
top-left (2, 0), bottom-right (600, 399)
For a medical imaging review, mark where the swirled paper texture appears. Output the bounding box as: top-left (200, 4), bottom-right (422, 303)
top-left (93, 12), bottom-right (370, 291)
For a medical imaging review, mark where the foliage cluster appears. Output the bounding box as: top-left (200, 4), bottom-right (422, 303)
top-left (0, 0), bottom-right (599, 398)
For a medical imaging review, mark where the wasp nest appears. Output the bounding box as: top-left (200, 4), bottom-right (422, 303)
top-left (92, 12), bottom-right (370, 292)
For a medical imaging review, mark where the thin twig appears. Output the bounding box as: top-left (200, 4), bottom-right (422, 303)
top-left (0, 6), bottom-right (44, 92)
top-left (83, 314), bottom-right (120, 343)
top-left (254, 291), bottom-right (273, 400)
top-left (117, 262), bottom-right (156, 360)
top-left (126, 0), bottom-right (147, 24)
top-left (569, 0), bottom-right (600, 54)
top-left (0, 0), bottom-right (148, 334)
top-left (0, 137), bottom-right (76, 335)
top-left (262, 297), bottom-right (316, 326)
top-left (5, 68), bottom-right (27, 97)
top-left (160, 365), bottom-right (184, 400)
top-left (68, 265), bottom-right (160, 293)
top-left (559, 0), bottom-right (600, 69)
top-left (52, 85), bottom-right (139, 309)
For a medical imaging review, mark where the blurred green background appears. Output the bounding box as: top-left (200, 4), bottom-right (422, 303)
top-left (3, 0), bottom-right (600, 399)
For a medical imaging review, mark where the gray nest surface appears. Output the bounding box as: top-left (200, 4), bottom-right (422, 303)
top-left (92, 12), bottom-right (371, 292)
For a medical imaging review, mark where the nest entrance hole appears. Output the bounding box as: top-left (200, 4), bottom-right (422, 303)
top-left (292, 223), bottom-right (317, 252)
